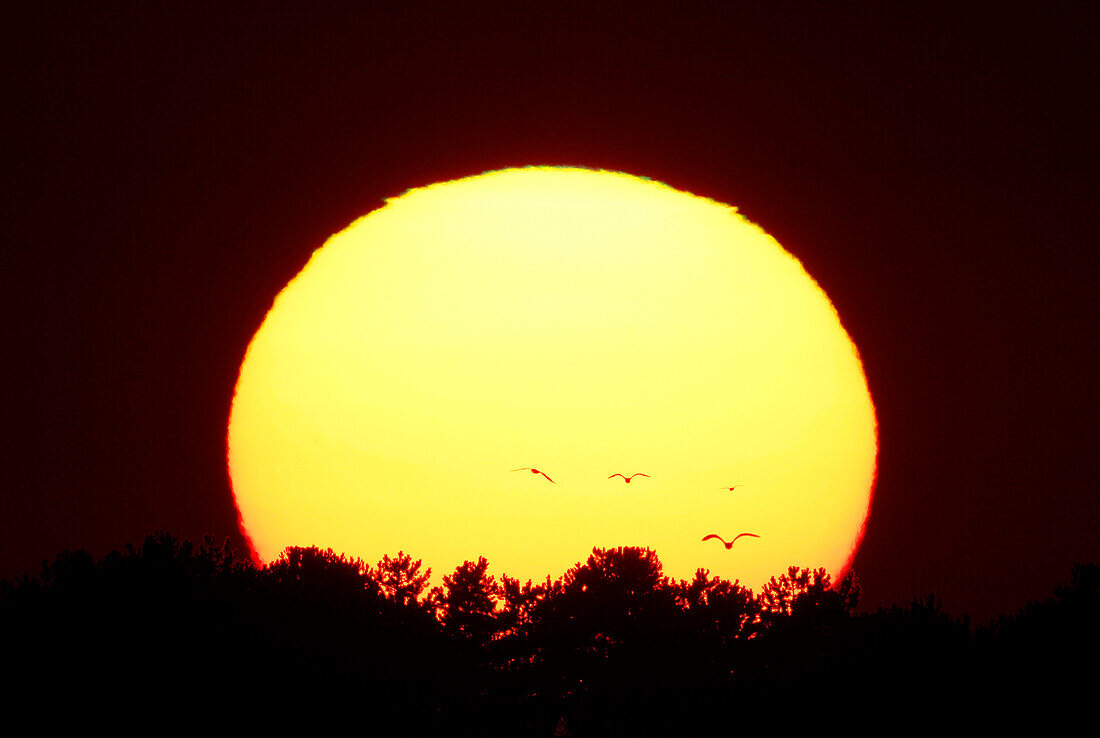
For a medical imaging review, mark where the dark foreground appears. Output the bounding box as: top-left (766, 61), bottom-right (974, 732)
top-left (2, 535), bottom-right (1094, 733)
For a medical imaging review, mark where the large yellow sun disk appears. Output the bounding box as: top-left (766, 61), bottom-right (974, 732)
top-left (227, 167), bottom-right (877, 592)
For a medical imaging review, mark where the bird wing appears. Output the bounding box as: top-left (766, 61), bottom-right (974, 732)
top-left (511, 468), bottom-right (531, 472)
top-left (538, 471), bottom-right (556, 483)
top-left (630, 474), bottom-right (651, 479)
top-left (609, 474), bottom-right (625, 479)
top-left (732, 533), bottom-right (760, 543)
top-left (701, 534), bottom-right (723, 543)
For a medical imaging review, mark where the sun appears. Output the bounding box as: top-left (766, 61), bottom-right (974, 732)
top-left (227, 166), bottom-right (877, 591)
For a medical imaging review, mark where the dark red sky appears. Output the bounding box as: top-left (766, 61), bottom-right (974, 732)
top-left (3, 3), bottom-right (1096, 623)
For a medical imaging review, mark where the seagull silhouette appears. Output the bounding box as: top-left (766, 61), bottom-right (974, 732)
top-left (608, 473), bottom-right (650, 483)
top-left (719, 484), bottom-right (745, 491)
top-left (702, 533), bottom-right (760, 549)
top-left (512, 468), bottom-right (555, 483)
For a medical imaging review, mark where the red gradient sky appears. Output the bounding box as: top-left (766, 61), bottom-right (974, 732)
top-left (2, 3), bottom-right (1096, 623)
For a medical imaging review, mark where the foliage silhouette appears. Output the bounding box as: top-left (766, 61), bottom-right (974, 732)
top-left (431, 556), bottom-right (502, 644)
top-left (529, 547), bottom-right (692, 733)
top-left (498, 572), bottom-right (553, 639)
top-left (2, 535), bottom-right (1095, 732)
top-left (977, 562), bottom-right (1098, 712)
top-left (373, 550), bottom-right (432, 610)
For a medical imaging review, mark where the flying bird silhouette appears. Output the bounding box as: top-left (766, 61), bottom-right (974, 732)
top-left (702, 533), bottom-right (760, 549)
top-left (719, 484), bottom-right (745, 491)
top-left (512, 468), bottom-right (555, 483)
top-left (608, 473), bottom-right (650, 483)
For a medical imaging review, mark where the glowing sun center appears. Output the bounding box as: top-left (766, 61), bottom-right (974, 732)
top-left (227, 167), bottom-right (877, 591)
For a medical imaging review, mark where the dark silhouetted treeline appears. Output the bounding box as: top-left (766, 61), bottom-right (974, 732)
top-left (2, 534), bottom-right (1094, 733)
